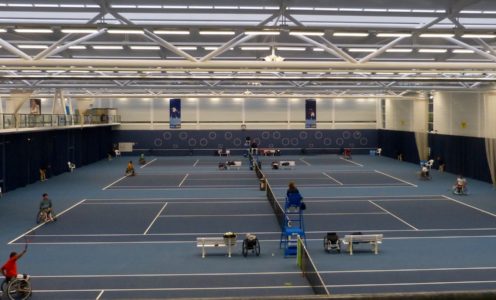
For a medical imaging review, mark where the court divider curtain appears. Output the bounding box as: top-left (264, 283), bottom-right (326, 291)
top-left (414, 131), bottom-right (429, 161)
top-left (486, 139), bottom-right (496, 186)
top-left (484, 94), bottom-right (496, 186)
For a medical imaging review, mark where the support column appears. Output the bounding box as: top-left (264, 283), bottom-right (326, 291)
top-left (52, 89), bottom-right (66, 115)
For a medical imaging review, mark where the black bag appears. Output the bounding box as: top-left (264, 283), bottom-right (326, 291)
top-left (326, 232), bottom-right (339, 243)
top-left (300, 202), bottom-right (306, 210)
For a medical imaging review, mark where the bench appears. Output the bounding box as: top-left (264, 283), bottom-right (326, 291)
top-left (342, 234), bottom-right (383, 255)
top-left (259, 148), bottom-right (280, 156)
top-left (279, 161), bottom-right (295, 169)
top-left (217, 149), bottom-right (230, 156)
top-left (219, 161), bottom-right (242, 170)
top-left (196, 237), bottom-right (237, 258)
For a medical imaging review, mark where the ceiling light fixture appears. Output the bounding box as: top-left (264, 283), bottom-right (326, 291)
top-left (199, 31), bottom-right (236, 35)
top-left (153, 30), bottom-right (190, 35)
top-left (15, 29), bottom-right (53, 33)
top-left (264, 47), bottom-right (284, 62)
top-left (245, 31), bottom-right (280, 35)
top-left (107, 29), bottom-right (144, 34)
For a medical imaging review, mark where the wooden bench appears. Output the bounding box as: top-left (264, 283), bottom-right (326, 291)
top-left (279, 161), bottom-right (295, 169)
top-left (342, 234), bottom-right (383, 255)
top-left (196, 237), bottom-right (237, 258)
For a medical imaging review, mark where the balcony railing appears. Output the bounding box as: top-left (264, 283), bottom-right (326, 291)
top-left (0, 114), bottom-right (121, 130)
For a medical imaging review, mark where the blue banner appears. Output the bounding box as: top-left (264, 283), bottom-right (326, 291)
top-left (305, 99), bottom-right (316, 128)
top-left (170, 98), bottom-right (181, 128)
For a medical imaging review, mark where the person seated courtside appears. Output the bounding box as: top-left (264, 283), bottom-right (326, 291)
top-left (285, 182), bottom-right (303, 211)
top-left (453, 175), bottom-right (467, 194)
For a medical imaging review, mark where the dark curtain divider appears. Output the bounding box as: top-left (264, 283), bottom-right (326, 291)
top-left (377, 130), bottom-right (419, 164)
top-left (1, 127), bottom-right (112, 192)
top-left (429, 133), bottom-right (491, 183)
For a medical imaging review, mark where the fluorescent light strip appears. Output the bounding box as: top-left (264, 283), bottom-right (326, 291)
top-left (386, 48), bottom-right (413, 52)
top-left (462, 34), bottom-right (496, 39)
top-left (34, 4), bottom-right (58, 7)
top-left (199, 31), bottom-right (235, 35)
top-left (289, 31), bottom-right (324, 36)
top-left (314, 7), bottom-right (338, 11)
top-left (177, 46), bottom-right (197, 50)
top-left (376, 33), bottom-right (412, 37)
top-left (93, 45), bottom-right (123, 50)
top-left (61, 29), bottom-right (98, 33)
top-left (0, 29), bottom-right (6, 33)
top-left (276, 47), bottom-right (306, 51)
top-left (153, 30), bottom-right (189, 35)
top-left (67, 46), bottom-right (87, 50)
top-left (241, 46), bottom-right (270, 50)
top-left (419, 33), bottom-right (455, 38)
top-left (313, 48), bottom-right (324, 52)
top-left (214, 6), bottom-right (238, 9)
top-left (108, 29), bottom-right (144, 34)
top-left (189, 5), bottom-right (212, 9)
top-left (418, 48), bottom-right (447, 53)
top-left (162, 5), bottom-right (187, 9)
top-left (245, 31), bottom-right (280, 35)
top-left (15, 29), bottom-right (53, 33)
top-left (348, 48), bottom-right (377, 52)
top-left (333, 32), bottom-right (369, 37)
top-left (138, 5), bottom-right (162, 9)
top-left (18, 45), bottom-right (48, 49)
top-left (452, 49), bottom-right (475, 53)
top-left (130, 46), bottom-right (161, 50)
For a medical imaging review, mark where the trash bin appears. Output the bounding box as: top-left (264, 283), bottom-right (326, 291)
top-left (259, 177), bottom-right (266, 190)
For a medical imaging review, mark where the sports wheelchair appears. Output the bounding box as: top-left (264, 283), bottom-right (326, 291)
top-left (242, 234), bottom-right (260, 257)
top-left (1, 277), bottom-right (32, 300)
top-left (323, 232), bottom-right (342, 253)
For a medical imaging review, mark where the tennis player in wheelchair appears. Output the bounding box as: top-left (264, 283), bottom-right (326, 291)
top-left (125, 161), bottom-right (136, 176)
top-left (37, 193), bottom-right (56, 223)
top-left (1, 243), bottom-right (31, 298)
top-left (419, 163), bottom-right (431, 180)
top-left (453, 175), bottom-right (467, 195)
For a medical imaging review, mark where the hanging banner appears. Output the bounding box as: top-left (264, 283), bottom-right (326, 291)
top-left (305, 99), bottom-right (316, 128)
top-left (30, 99), bottom-right (41, 114)
top-left (169, 98), bottom-right (181, 128)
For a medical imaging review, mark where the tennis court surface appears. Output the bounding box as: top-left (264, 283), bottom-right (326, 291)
top-left (2, 154), bottom-right (496, 299)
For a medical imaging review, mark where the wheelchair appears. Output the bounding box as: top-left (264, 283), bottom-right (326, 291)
top-left (418, 167), bottom-right (431, 180)
top-left (323, 232), bottom-right (342, 253)
top-left (242, 235), bottom-right (260, 257)
top-left (453, 184), bottom-right (468, 195)
top-left (1, 277), bottom-right (32, 300)
top-left (36, 208), bottom-right (55, 224)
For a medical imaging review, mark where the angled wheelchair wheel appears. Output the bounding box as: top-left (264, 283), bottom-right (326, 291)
top-left (242, 240), bottom-right (248, 257)
top-left (255, 239), bottom-right (260, 256)
top-left (7, 279), bottom-right (32, 300)
top-left (36, 210), bottom-right (47, 224)
top-left (1, 279), bottom-right (8, 294)
top-left (323, 237), bottom-right (330, 252)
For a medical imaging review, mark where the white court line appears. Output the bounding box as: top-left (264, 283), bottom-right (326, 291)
top-left (321, 266), bottom-right (496, 274)
top-left (300, 194), bottom-right (445, 199)
top-left (374, 169), bottom-right (418, 187)
top-left (24, 228), bottom-right (496, 238)
top-left (192, 159), bottom-right (199, 167)
top-left (442, 195), bottom-right (496, 218)
top-left (31, 271), bottom-right (302, 278)
top-left (32, 285), bottom-right (308, 293)
top-left (8, 199), bottom-right (87, 244)
top-left (143, 203), bottom-right (168, 235)
top-left (327, 280), bottom-right (496, 288)
top-left (180, 174), bottom-right (189, 186)
top-left (102, 176), bottom-right (127, 190)
top-left (369, 200), bottom-right (419, 230)
top-left (321, 172), bottom-right (344, 185)
top-left (160, 213), bottom-right (275, 218)
top-left (84, 200), bottom-right (266, 205)
top-left (95, 290), bottom-right (104, 300)
top-left (299, 158), bottom-right (311, 166)
top-left (105, 186), bottom-right (259, 191)
top-left (339, 157), bottom-right (364, 167)
top-left (140, 158), bottom-right (157, 169)
top-left (85, 196), bottom-right (266, 201)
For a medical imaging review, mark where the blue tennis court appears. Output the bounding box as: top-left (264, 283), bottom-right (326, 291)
top-left (2, 154), bottom-right (496, 299)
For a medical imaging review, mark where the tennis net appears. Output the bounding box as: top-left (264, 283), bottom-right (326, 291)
top-left (253, 162), bottom-right (287, 229)
top-left (297, 236), bottom-right (330, 295)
